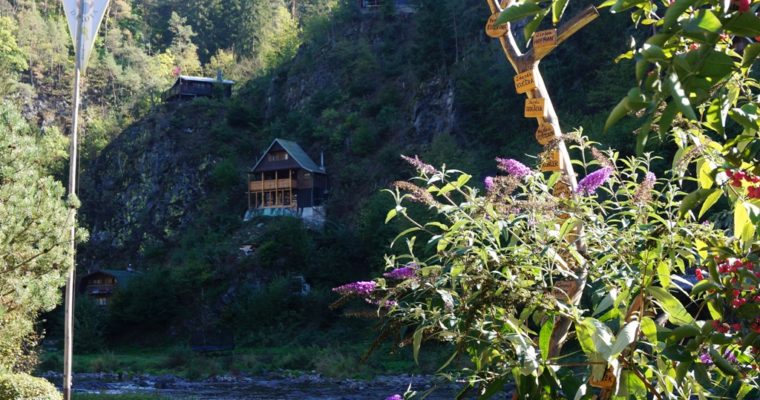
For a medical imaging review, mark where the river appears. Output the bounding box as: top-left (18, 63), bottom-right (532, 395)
top-left (43, 372), bottom-right (511, 399)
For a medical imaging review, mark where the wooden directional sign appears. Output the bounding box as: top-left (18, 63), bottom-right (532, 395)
top-left (553, 180), bottom-right (572, 198)
top-left (514, 70), bottom-right (536, 94)
top-left (524, 98), bottom-right (546, 118)
top-left (532, 29), bottom-right (558, 55)
top-left (535, 123), bottom-right (554, 145)
top-left (541, 149), bottom-right (561, 172)
top-left (590, 367), bottom-right (616, 389)
top-left (485, 13), bottom-right (508, 38)
top-left (551, 279), bottom-right (579, 300)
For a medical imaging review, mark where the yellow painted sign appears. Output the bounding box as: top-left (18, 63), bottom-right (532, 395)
top-left (533, 29), bottom-right (557, 54)
top-left (590, 367), bottom-right (616, 389)
top-left (535, 123), bottom-right (554, 145)
top-left (551, 279), bottom-right (578, 300)
top-left (541, 149), bottom-right (561, 172)
top-left (553, 180), bottom-right (572, 198)
top-left (524, 98), bottom-right (546, 118)
top-left (485, 13), bottom-right (508, 38)
top-left (514, 70), bottom-right (536, 94)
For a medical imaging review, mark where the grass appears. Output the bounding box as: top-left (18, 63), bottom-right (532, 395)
top-left (38, 341), bottom-right (452, 380)
top-left (73, 395), bottom-right (174, 400)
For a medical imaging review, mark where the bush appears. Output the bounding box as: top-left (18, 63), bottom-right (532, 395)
top-left (0, 373), bottom-right (62, 400)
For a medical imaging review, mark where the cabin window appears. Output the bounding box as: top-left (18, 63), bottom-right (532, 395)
top-left (362, 0), bottom-right (382, 6)
top-left (267, 152), bottom-right (289, 161)
top-left (96, 297), bottom-right (108, 306)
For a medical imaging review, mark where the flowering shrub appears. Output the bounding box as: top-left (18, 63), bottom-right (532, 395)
top-left (335, 146), bottom-right (759, 398)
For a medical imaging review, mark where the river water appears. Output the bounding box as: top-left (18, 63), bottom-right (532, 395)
top-left (44, 372), bottom-right (507, 399)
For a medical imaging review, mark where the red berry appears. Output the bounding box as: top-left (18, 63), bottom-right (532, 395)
top-left (696, 269), bottom-right (705, 281)
top-left (738, 0), bottom-right (750, 12)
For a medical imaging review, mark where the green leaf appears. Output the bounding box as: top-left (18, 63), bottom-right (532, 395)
top-left (385, 208), bottom-right (397, 223)
top-left (495, 3), bottom-right (543, 25)
top-left (605, 96), bottom-right (632, 132)
top-left (699, 51), bottom-right (735, 80)
top-left (610, 321), bottom-right (639, 358)
top-left (662, 0), bottom-right (697, 30)
top-left (640, 317), bottom-right (658, 342)
top-left (456, 173), bottom-right (471, 188)
top-left (734, 201), bottom-right (756, 243)
top-left (413, 328), bottom-right (423, 364)
top-left (539, 318), bottom-right (554, 361)
top-left (699, 189), bottom-right (722, 218)
top-left (709, 348), bottom-right (739, 376)
top-left (679, 188), bottom-right (711, 217)
top-left (691, 279), bottom-right (719, 296)
top-left (724, 12), bottom-right (760, 37)
top-left (704, 94), bottom-right (729, 135)
top-left (697, 160), bottom-right (715, 189)
top-left (657, 261), bottom-right (672, 288)
top-left (640, 43), bottom-right (667, 61)
top-left (524, 8), bottom-right (549, 41)
top-left (682, 10), bottom-right (722, 34)
top-left (707, 301), bottom-right (723, 320)
top-left (659, 101), bottom-right (678, 136)
top-left (647, 286), bottom-right (694, 325)
top-left (552, 0), bottom-right (569, 24)
top-left (612, 0), bottom-right (648, 13)
top-left (742, 43), bottom-right (760, 68)
top-left (665, 72), bottom-right (697, 121)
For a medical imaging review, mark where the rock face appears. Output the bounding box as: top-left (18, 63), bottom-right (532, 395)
top-left (79, 104), bottom-right (227, 267)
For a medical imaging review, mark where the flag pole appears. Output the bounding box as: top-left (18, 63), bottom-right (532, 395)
top-left (63, 0), bottom-right (84, 398)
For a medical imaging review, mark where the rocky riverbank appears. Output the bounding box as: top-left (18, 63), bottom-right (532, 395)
top-left (41, 371), bottom-right (509, 399)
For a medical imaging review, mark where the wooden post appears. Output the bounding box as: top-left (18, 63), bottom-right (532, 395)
top-left (275, 170), bottom-right (279, 206)
top-left (289, 169), bottom-right (293, 208)
top-left (247, 173), bottom-right (252, 210)
top-left (485, 0), bottom-right (598, 368)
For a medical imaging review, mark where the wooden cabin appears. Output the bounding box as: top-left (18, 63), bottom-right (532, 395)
top-left (246, 139), bottom-right (327, 221)
top-left (79, 269), bottom-right (138, 307)
top-left (163, 75), bottom-right (234, 102)
top-left (358, 0), bottom-right (414, 12)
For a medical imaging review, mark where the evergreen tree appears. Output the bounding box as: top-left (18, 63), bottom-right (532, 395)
top-left (0, 102), bottom-right (75, 372)
top-left (167, 11), bottom-right (201, 75)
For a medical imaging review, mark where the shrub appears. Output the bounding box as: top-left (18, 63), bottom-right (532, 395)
top-left (0, 373), bottom-right (62, 400)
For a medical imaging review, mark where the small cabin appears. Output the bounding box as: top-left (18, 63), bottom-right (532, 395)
top-left (163, 75), bottom-right (234, 102)
top-left (245, 139), bottom-right (327, 224)
top-left (79, 269), bottom-right (138, 307)
top-left (359, 0), bottom-right (415, 12)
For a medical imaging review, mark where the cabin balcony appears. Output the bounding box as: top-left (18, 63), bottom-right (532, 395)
top-left (249, 179), bottom-right (298, 192)
top-left (86, 285), bottom-right (114, 295)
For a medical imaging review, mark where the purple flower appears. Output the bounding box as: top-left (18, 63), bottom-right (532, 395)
top-left (333, 281), bottom-right (376, 296)
top-left (724, 350), bottom-right (737, 363)
top-left (496, 158), bottom-right (531, 179)
top-left (384, 264), bottom-right (417, 280)
top-left (576, 167), bottom-right (613, 195)
top-left (644, 172), bottom-right (656, 185)
top-left (484, 176), bottom-right (495, 191)
top-left (699, 352), bottom-right (713, 365)
top-left (385, 395), bottom-right (403, 400)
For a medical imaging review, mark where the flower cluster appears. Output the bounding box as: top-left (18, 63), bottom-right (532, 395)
top-left (333, 281), bottom-right (376, 296)
top-left (716, 258), bottom-right (760, 278)
top-left (401, 155), bottom-right (437, 175)
top-left (384, 263), bottom-right (417, 280)
top-left (727, 169), bottom-right (760, 199)
top-left (496, 158), bottom-right (531, 179)
top-left (576, 167), bottom-right (613, 195)
top-left (484, 176), bottom-right (495, 192)
top-left (385, 395), bottom-right (402, 400)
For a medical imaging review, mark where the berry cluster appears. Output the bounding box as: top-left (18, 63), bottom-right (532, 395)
top-left (726, 169), bottom-right (760, 199)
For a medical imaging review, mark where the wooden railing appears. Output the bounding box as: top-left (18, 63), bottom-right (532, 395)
top-left (86, 284), bottom-right (114, 294)
top-left (249, 179), bottom-right (298, 192)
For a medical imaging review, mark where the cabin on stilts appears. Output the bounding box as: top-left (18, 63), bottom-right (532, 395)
top-left (245, 139), bottom-right (327, 225)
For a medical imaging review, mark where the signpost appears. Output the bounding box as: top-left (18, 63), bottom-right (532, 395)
top-left (484, 0), bottom-right (600, 393)
top-left (61, 1), bottom-right (109, 399)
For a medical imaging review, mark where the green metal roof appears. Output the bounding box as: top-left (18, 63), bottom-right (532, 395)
top-left (82, 269), bottom-right (139, 286)
top-left (251, 138), bottom-right (326, 174)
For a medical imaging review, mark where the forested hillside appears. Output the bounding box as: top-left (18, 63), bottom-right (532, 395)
top-left (2, 0), bottom-right (651, 381)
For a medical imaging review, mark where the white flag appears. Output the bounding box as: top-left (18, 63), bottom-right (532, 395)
top-left (62, 0), bottom-right (110, 71)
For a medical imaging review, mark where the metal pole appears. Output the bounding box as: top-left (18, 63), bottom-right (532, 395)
top-left (63, 1), bottom-right (84, 398)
